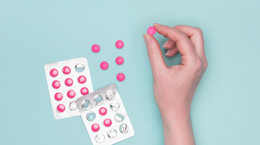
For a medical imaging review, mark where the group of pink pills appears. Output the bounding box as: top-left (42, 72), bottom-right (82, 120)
top-left (91, 40), bottom-right (126, 82)
top-left (50, 66), bottom-right (89, 112)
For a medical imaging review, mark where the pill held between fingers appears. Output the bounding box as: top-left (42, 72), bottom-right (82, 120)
top-left (52, 80), bottom-right (61, 89)
top-left (92, 44), bottom-right (100, 53)
top-left (147, 26), bottom-right (156, 35)
top-left (57, 104), bottom-right (65, 112)
top-left (115, 40), bottom-right (124, 49)
top-left (54, 92), bottom-right (63, 101)
top-left (100, 61), bottom-right (109, 70)
top-left (65, 78), bottom-right (73, 86)
top-left (115, 56), bottom-right (124, 65)
top-left (50, 68), bottom-right (58, 77)
top-left (67, 90), bottom-right (76, 98)
top-left (117, 73), bottom-right (125, 81)
top-left (63, 66), bottom-right (71, 75)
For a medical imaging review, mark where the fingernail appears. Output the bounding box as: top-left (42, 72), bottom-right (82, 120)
top-left (165, 50), bottom-right (171, 56)
top-left (143, 34), bottom-right (151, 44)
top-left (153, 23), bottom-right (160, 27)
top-left (163, 40), bottom-right (169, 48)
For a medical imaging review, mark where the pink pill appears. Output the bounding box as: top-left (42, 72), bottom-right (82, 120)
top-left (117, 73), bottom-right (125, 81)
top-left (54, 92), bottom-right (63, 101)
top-left (100, 61), bottom-right (109, 70)
top-left (99, 107), bottom-right (107, 116)
top-left (115, 40), bottom-right (124, 49)
top-left (91, 123), bottom-right (100, 132)
top-left (92, 44), bottom-right (100, 53)
top-left (65, 78), bottom-right (73, 86)
top-left (50, 68), bottom-right (58, 77)
top-left (52, 80), bottom-right (61, 89)
top-left (62, 66), bottom-right (71, 75)
top-left (67, 90), bottom-right (76, 98)
top-left (81, 87), bottom-right (89, 95)
top-left (115, 56), bottom-right (124, 65)
top-left (147, 26), bottom-right (156, 35)
top-left (103, 118), bottom-right (112, 127)
top-left (78, 75), bottom-right (86, 84)
top-left (57, 104), bottom-right (65, 112)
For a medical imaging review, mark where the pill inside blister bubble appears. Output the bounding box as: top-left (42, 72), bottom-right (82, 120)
top-left (107, 129), bottom-right (117, 139)
top-left (119, 123), bottom-right (128, 134)
top-left (75, 64), bottom-right (85, 73)
top-left (114, 113), bottom-right (125, 122)
top-left (106, 90), bottom-right (115, 100)
top-left (86, 112), bottom-right (96, 122)
top-left (95, 134), bottom-right (105, 143)
top-left (94, 95), bottom-right (104, 105)
top-left (82, 99), bottom-right (91, 110)
top-left (69, 101), bottom-right (77, 111)
top-left (110, 103), bottom-right (120, 111)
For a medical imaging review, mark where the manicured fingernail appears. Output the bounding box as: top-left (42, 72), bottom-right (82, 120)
top-left (153, 23), bottom-right (160, 27)
top-left (143, 34), bottom-right (151, 44)
top-left (163, 40), bottom-right (169, 48)
top-left (165, 50), bottom-right (171, 56)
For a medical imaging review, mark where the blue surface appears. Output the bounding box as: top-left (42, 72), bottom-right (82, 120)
top-left (1, 0), bottom-right (260, 145)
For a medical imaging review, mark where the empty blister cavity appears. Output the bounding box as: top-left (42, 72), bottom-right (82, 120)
top-left (69, 101), bottom-right (77, 111)
top-left (110, 103), bottom-right (120, 111)
top-left (119, 123), bottom-right (128, 134)
top-left (94, 95), bottom-right (104, 105)
top-left (75, 63), bottom-right (85, 73)
top-left (95, 134), bottom-right (105, 143)
top-left (106, 90), bottom-right (115, 100)
top-left (114, 113), bottom-right (125, 122)
top-left (86, 112), bottom-right (96, 122)
top-left (82, 99), bottom-right (91, 110)
top-left (107, 129), bottom-right (117, 139)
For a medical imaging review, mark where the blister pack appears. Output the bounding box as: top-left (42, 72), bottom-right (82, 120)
top-left (76, 84), bottom-right (135, 145)
top-left (44, 57), bottom-right (93, 119)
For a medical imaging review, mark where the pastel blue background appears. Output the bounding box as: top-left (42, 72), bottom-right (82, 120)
top-left (1, 0), bottom-right (259, 145)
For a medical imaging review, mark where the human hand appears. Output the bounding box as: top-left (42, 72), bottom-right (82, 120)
top-left (143, 24), bottom-right (207, 145)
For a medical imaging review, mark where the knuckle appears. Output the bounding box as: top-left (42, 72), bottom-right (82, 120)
top-left (193, 58), bottom-right (203, 72)
top-left (203, 61), bottom-right (208, 71)
top-left (194, 27), bottom-right (203, 35)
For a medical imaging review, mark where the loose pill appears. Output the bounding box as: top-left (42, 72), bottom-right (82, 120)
top-left (52, 80), bottom-right (61, 89)
top-left (91, 123), bottom-right (100, 132)
top-left (78, 75), bottom-right (86, 84)
top-left (62, 66), bottom-right (71, 75)
top-left (54, 92), bottom-right (63, 101)
top-left (103, 118), bottom-right (112, 127)
top-left (67, 90), bottom-right (76, 98)
top-left (100, 61), bottom-right (109, 70)
top-left (65, 78), bottom-right (73, 86)
top-left (92, 44), bottom-right (100, 53)
top-left (81, 87), bottom-right (89, 95)
top-left (99, 107), bottom-right (107, 116)
top-left (115, 40), bottom-right (124, 49)
top-left (115, 56), bottom-right (124, 65)
top-left (147, 26), bottom-right (156, 35)
top-left (57, 104), bottom-right (65, 112)
top-left (50, 68), bottom-right (58, 77)
top-left (117, 73), bottom-right (125, 81)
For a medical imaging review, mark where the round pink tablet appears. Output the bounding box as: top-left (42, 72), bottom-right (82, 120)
top-left (117, 73), bottom-right (125, 81)
top-left (81, 87), bottom-right (89, 95)
top-left (115, 40), bottom-right (124, 49)
top-left (67, 90), bottom-right (76, 98)
top-left (52, 80), bottom-right (61, 89)
top-left (57, 104), bottom-right (65, 112)
top-left (103, 118), bottom-right (112, 127)
top-left (54, 92), bottom-right (63, 101)
top-left (92, 44), bottom-right (100, 53)
top-left (147, 26), bottom-right (156, 35)
top-left (115, 56), bottom-right (124, 65)
top-left (62, 66), bottom-right (71, 75)
top-left (78, 75), bottom-right (86, 84)
top-left (99, 107), bottom-right (107, 116)
top-left (65, 78), bottom-right (73, 86)
top-left (91, 123), bottom-right (100, 132)
top-left (100, 61), bottom-right (109, 70)
top-left (50, 68), bottom-right (58, 77)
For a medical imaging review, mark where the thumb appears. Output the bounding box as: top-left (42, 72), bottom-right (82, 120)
top-left (143, 34), bottom-right (167, 73)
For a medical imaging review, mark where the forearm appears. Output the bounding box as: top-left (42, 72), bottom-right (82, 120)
top-left (161, 112), bottom-right (195, 145)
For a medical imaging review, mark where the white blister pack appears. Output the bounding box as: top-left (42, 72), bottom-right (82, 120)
top-left (76, 84), bottom-right (135, 145)
top-left (44, 57), bottom-right (93, 119)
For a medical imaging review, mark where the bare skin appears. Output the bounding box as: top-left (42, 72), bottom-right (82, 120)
top-left (143, 24), bottom-right (207, 145)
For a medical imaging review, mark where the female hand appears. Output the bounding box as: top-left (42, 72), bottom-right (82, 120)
top-left (143, 24), bottom-right (207, 145)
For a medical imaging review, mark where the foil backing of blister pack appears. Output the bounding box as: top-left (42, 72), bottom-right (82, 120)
top-left (76, 84), bottom-right (135, 145)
